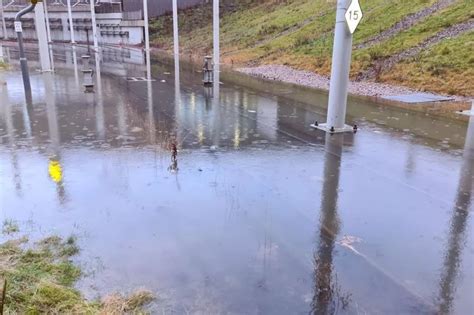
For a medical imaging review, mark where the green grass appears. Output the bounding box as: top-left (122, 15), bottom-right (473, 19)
top-left (151, 0), bottom-right (474, 95)
top-left (0, 235), bottom-right (154, 314)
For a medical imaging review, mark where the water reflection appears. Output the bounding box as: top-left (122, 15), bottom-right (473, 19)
top-left (0, 82), bottom-right (22, 196)
top-left (437, 110), bottom-right (474, 314)
top-left (312, 133), bottom-right (344, 314)
top-left (44, 72), bottom-right (67, 204)
top-left (94, 52), bottom-right (105, 140)
top-left (0, 47), bottom-right (473, 314)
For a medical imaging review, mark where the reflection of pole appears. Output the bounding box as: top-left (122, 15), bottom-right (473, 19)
top-left (312, 133), bottom-right (343, 314)
top-left (89, 0), bottom-right (99, 52)
top-left (35, 2), bottom-right (52, 72)
top-left (437, 104), bottom-right (474, 314)
top-left (146, 50), bottom-right (155, 143)
top-left (95, 53), bottom-right (105, 139)
top-left (1, 83), bottom-right (22, 195)
top-left (72, 46), bottom-right (79, 86)
top-left (15, 2), bottom-right (38, 102)
top-left (143, 0), bottom-right (150, 52)
top-left (44, 72), bottom-right (67, 204)
top-left (67, 0), bottom-right (75, 44)
top-left (314, 0), bottom-right (353, 133)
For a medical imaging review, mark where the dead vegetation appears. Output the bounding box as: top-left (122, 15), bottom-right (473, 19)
top-left (0, 232), bottom-right (155, 314)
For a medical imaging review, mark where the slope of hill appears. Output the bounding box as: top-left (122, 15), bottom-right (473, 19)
top-left (151, 0), bottom-right (474, 96)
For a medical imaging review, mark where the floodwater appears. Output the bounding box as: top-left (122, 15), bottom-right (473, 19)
top-left (0, 45), bottom-right (473, 314)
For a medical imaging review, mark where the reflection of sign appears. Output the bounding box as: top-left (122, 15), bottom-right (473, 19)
top-left (14, 21), bottom-right (22, 33)
top-left (48, 160), bottom-right (63, 183)
top-left (345, 0), bottom-right (363, 34)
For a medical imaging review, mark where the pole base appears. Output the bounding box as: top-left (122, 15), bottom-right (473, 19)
top-left (311, 122), bottom-right (355, 133)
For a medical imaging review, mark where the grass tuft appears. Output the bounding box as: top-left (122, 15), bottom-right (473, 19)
top-left (0, 236), bottom-right (155, 314)
top-left (2, 219), bottom-right (19, 235)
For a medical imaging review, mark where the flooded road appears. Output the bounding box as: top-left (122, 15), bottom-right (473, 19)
top-left (0, 45), bottom-right (472, 314)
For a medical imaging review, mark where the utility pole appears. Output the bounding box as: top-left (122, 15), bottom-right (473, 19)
top-left (213, 0), bottom-right (219, 78)
top-left (35, 1), bottom-right (52, 72)
top-left (312, 0), bottom-right (362, 133)
top-left (66, 0), bottom-right (76, 44)
top-left (89, 0), bottom-right (99, 52)
top-left (172, 0), bottom-right (179, 59)
top-left (173, 0), bottom-right (180, 104)
top-left (15, 1), bottom-right (38, 102)
top-left (0, 0), bottom-right (7, 40)
top-left (143, 0), bottom-right (150, 52)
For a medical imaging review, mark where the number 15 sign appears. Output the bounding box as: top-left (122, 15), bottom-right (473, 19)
top-left (345, 0), bottom-right (363, 34)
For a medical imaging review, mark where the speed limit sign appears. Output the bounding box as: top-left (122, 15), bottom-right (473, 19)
top-left (345, 0), bottom-right (363, 34)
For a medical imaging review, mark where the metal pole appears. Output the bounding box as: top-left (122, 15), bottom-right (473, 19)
top-left (143, 0), bottom-right (150, 52)
top-left (66, 0), bottom-right (75, 44)
top-left (172, 0), bottom-right (179, 58)
top-left (314, 0), bottom-right (353, 133)
top-left (15, 2), bottom-right (38, 102)
top-left (35, 1), bottom-right (52, 72)
top-left (0, 0), bottom-right (7, 40)
top-left (43, 1), bottom-right (55, 71)
top-left (89, 0), bottom-right (99, 52)
top-left (213, 0), bottom-right (219, 77)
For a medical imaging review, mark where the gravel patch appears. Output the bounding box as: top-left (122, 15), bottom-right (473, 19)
top-left (238, 65), bottom-right (465, 99)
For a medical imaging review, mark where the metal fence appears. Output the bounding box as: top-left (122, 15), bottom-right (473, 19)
top-left (123, 0), bottom-right (205, 17)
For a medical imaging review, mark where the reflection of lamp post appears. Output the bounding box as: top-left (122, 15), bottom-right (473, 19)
top-left (44, 72), bottom-right (67, 204)
top-left (312, 133), bottom-right (343, 314)
top-left (437, 106), bottom-right (474, 314)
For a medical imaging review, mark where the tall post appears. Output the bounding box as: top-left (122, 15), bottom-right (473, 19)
top-left (213, 0), bottom-right (220, 78)
top-left (15, 2), bottom-right (38, 102)
top-left (172, 0), bottom-right (180, 110)
top-left (35, 1), bottom-right (52, 72)
top-left (143, 0), bottom-right (150, 52)
top-left (313, 0), bottom-right (354, 133)
top-left (42, 2), bottom-right (55, 72)
top-left (172, 0), bottom-right (179, 59)
top-left (66, 0), bottom-right (75, 44)
top-left (0, 0), bottom-right (7, 40)
top-left (89, 0), bottom-right (99, 52)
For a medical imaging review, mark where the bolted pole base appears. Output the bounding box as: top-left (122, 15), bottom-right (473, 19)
top-left (311, 122), bottom-right (355, 134)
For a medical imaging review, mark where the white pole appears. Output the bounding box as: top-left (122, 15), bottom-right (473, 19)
top-left (0, 0), bottom-right (7, 40)
top-left (35, 2), bottom-right (52, 72)
top-left (67, 0), bottom-right (76, 44)
top-left (90, 0), bottom-right (99, 52)
top-left (213, 0), bottom-right (219, 76)
top-left (143, 0), bottom-right (150, 52)
top-left (172, 0), bottom-right (179, 58)
top-left (315, 0), bottom-right (353, 133)
top-left (173, 0), bottom-right (180, 110)
top-left (43, 2), bottom-right (55, 72)
top-left (43, 2), bottom-right (52, 45)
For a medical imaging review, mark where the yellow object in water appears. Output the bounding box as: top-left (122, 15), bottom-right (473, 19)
top-left (48, 160), bottom-right (63, 183)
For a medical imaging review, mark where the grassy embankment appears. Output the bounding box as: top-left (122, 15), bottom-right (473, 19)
top-left (0, 220), bottom-right (154, 314)
top-left (151, 0), bottom-right (474, 96)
